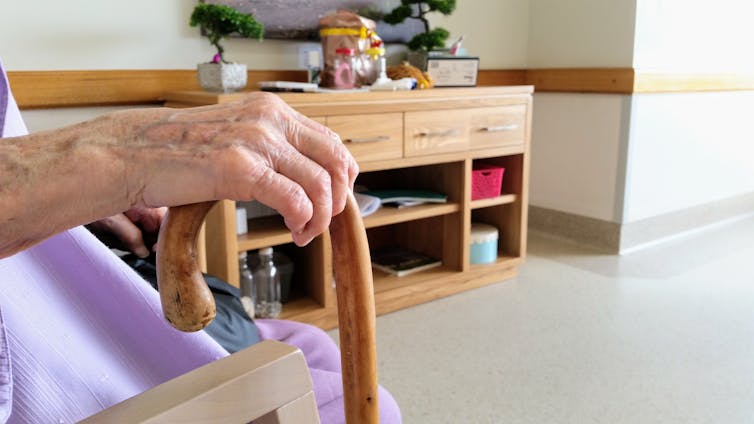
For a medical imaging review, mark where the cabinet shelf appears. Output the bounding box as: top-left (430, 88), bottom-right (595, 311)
top-left (469, 255), bottom-right (521, 271)
top-left (278, 297), bottom-right (323, 320)
top-left (363, 202), bottom-right (461, 229)
top-left (371, 255), bottom-right (521, 294)
top-left (372, 265), bottom-right (457, 293)
top-left (236, 202), bottom-right (462, 251)
top-left (470, 193), bottom-right (517, 210)
top-left (237, 215), bottom-right (290, 251)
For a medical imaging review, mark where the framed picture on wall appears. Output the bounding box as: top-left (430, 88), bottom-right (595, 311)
top-left (201, 0), bottom-right (423, 42)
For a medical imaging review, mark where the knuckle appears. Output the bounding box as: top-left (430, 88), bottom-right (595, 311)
top-left (311, 168), bottom-right (332, 198)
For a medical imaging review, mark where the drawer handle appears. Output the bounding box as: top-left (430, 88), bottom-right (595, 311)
top-left (345, 135), bottom-right (391, 143)
top-left (417, 129), bottom-right (461, 138)
top-left (479, 124), bottom-right (518, 132)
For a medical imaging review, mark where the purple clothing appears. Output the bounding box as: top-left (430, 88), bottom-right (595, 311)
top-left (0, 62), bottom-right (26, 138)
top-left (0, 228), bottom-right (227, 423)
top-left (0, 61), bottom-right (400, 423)
top-left (257, 320), bottom-right (401, 424)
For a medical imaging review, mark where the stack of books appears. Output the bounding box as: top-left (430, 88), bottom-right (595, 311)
top-left (370, 246), bottom-right (442, 277)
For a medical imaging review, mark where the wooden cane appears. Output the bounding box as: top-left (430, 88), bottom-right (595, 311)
top-left (156, 193), bottom-right (379, 423)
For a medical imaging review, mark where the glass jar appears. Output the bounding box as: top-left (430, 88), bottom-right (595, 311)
top-left (333, 47), bottom-right (357, 89)
top-left (238, 252), bottom-right (255, 319)
top-left (252, 247), bottom-right (282, 318)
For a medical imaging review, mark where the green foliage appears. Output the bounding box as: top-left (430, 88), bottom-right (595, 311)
top-left (426, 0), bottom-right (456, 15)
top-left (190, 3), bottom-right (264, 62)
top-left (383, 0), bottom-right (456, 51)
top-left (383, 5), bottom-right (413, 24)
top-left (407, 28), bottom-right (450, 52)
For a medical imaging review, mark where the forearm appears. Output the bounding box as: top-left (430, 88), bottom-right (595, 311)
top-left (0, 109), bottom-right (170, 258)
top-left (1, 93), bottom-right (358, 257)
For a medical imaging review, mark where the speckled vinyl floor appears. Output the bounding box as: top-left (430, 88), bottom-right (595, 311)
top-left (331, 215), bottom-right (754, 423)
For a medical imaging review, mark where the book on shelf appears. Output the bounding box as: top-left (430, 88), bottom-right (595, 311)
top-left (360, 189), bottom-right (447, 208)
top-left (370, 246), bottom-right (442, 277)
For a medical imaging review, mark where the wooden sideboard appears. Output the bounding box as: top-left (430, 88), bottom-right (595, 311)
top-left (165, 86), bottom-right (533, 330)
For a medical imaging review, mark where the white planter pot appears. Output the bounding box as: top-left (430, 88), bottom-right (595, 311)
top-left (197, 62), bottom-right (248, 93)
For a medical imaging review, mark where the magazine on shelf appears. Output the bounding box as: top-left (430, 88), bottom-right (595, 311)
top-left (370, 246), bottom-right (442, 277)
top-left (361, 189), bottom-right (448, 208)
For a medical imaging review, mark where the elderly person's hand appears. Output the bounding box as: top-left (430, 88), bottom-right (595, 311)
top-left (128, 93), bottom-right (356, 247)
top-left (87, 206), bottom-right (167, 257)
top-left (0, 92), bottom-right (358, 257)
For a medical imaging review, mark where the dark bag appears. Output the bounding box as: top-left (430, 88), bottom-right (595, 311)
top-left (121, 254), bottom-right (260, 353)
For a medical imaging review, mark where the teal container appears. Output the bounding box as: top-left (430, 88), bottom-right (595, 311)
top-left (469, 223), bottom-right (499, 264)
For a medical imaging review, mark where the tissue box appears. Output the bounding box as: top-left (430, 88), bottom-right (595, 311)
top-left (469, 223), bottom-right (499, 265)
top-left (426, 56), bottom-right (479, 87)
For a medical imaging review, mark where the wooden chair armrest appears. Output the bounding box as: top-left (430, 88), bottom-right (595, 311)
top-left (80, 340), bottom-right (319, 424)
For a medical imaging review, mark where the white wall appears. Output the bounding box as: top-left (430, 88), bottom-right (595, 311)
top-left (529, 0), bottom-right (754, 227)
top-left (526, 0), bottom-right (636, 222)
top-left (623, 92), bottom-right (754, 222)
top-left (0, 0), bottom-right (307, 71)
top-left (527, 0), bottom-right (636, 68)
top-left (428, 0), bottom-right (530, 69)
top-left (634, 0), bottom-right (754, 72)
top-left (530, 93), bottom-right (630, 222)
top-left (0, 0), bottom-right (528, 72)
top-left (623, 0), bottom-right (754, 222)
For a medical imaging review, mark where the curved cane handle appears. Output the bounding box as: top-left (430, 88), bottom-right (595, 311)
top-left (156, 201), bottom-right (217, 332)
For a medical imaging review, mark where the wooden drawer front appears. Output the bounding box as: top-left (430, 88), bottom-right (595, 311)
top-left (310, 116), bottom-right (326, 125)
top-left (469, 105), bottom-right (526, 149)
top-left (404, 109), bottom-right (470, 157)
top-left (326, 113), bottom-right (403, 162)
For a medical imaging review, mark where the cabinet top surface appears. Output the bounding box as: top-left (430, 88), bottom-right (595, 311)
top-left (166, 86), bottom-right (534, 106)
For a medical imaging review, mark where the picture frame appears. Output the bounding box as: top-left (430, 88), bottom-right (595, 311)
top-left (202, 0), bottom-right (423, 43)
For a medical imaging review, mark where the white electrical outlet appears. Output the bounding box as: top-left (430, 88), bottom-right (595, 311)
top-left (298, 45), bottom-right (322, 69)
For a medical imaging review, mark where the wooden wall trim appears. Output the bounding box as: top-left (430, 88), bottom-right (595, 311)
top-left (476, 69), bottom-right (527, 87)
top-left (525, 68), bottom-right (636, 94)
top-left (633, 71), bottom-right (754, 93)
top-left (8, 68), bottom-right (754, 109)
top-left (8, 69), bottom-right (307, 109)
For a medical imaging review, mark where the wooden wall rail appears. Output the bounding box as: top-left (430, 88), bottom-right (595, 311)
top-left (8, 68), bottom-right (754, 109)
top-left (8, 69), bottom-right (307, 109)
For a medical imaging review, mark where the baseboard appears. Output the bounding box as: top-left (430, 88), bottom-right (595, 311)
top-left (528, 206), bottom-right (622, 253)
top-left (619, 192), bottom-right (754, 253)
top-left (529, 192), bottom-right (754, 254)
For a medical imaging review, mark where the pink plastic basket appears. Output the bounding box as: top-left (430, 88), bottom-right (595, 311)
top-left (471, 164), bottom-right (505, 200)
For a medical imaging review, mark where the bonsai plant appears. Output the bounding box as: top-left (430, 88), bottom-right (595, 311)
top-left (189, 3), bottom-right (264, 92)
top-left (383, 0), bottom-right (456, 52)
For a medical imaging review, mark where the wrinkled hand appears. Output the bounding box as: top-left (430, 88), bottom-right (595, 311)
top-left (87, 206), bottom-right (167, 257)
top-left (121, 92), bottom-right (358, 246)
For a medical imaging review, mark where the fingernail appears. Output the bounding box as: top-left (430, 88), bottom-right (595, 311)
top-left (284, 218), bottom-right (305, 235)
top-left (293, 231), bottom-right (312, 247)
top-left (135, 246), bottom-right (150, 258)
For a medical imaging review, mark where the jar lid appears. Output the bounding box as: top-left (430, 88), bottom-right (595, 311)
top-left (470, 223), bottom-right (499, 243)
top-left (335, 47), bottom-right (356, 55)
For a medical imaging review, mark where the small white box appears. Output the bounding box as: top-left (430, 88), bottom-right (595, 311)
top-left (426, 56), bottom-right (479, 87)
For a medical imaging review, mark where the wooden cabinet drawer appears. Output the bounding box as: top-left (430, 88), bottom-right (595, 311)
top-left (469, 105), bottom-right (526, 149)
top-left (326, 113), bottom-right (403, 163)
top-left (404, 109), bottom-right (470, 157)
